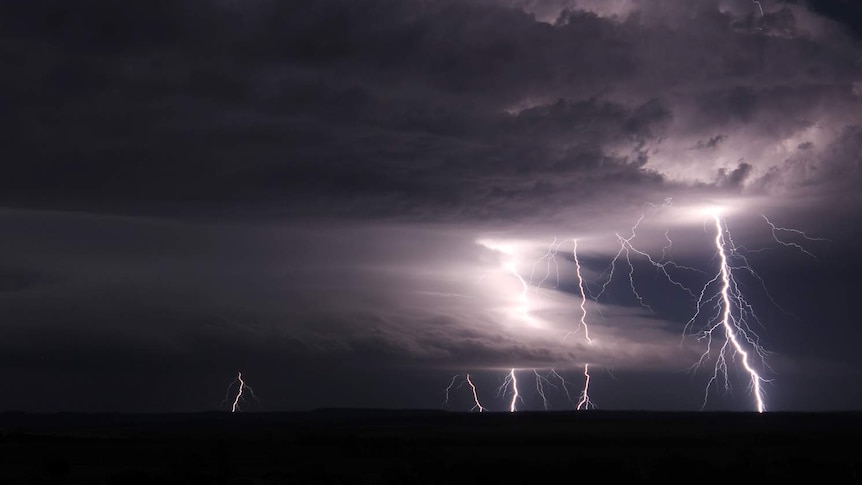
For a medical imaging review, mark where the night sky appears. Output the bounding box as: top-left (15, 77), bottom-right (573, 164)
top-left (3, 0), bottom-right (862, 413)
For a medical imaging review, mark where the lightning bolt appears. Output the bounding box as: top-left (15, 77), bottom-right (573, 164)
top-left (752, 0), bottom-right (764, 17)
top-left (576, 364), bottom-right (595, 410)
top-left (686, 214), bottom-right (770, 413)
top-left (548, 369), bottom-right (576, 406)
top-left (571, 239), bottom-right (597, 410)
top-left (568, 239), bottom-right (593, 343)
top-left (595, 214), bottom-right (645, 308)
top-left (466, 200), bottom-right (821, 413)
top-left (442, 374), bottom-right (460, 407)
top-left (534, 369), bottom-right (551, 410)
top-left (465, 374), bottom-right (485, 412)
top-left (498, 368), bottom-right (522, 412)
top-left (533, 368), bottom-right (580, 410)
top-left (530, 237), bottom-right (563, 292)
top-left (442, 373), bottom-right (486, 412)
top-left (221, 371), bottom-right (258, 413)
top-left (529, 238), bottom-right (597, 409)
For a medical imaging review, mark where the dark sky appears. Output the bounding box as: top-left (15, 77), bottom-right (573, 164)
top-left (2, 0), bottom-right (862, 413)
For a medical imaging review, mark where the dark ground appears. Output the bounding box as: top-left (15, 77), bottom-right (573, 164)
top-left (1, 409), bottom-right (860, 483)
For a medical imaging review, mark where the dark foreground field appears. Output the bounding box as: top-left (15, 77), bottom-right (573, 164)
top-left (1, 409), bottom-right (860, 483)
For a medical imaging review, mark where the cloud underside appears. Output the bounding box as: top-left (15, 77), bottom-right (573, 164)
top-left (1, 0), bottom-right (860, 223)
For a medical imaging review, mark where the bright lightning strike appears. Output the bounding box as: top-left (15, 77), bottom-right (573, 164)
top-left (498, 368), bottom-right (522, 412)
top-left (686, 214), bottom-right (770, 413)
top-left (221, 371), bottom-right (259, 413)
top-left (467, 200), bottom-right (821, 413)
top-left (465, 374), bottom-right (485, 412)
top-left (576, 364), bottom-right (595, 410)
top-left (571, 240), bottom-right (596, 410)
top-left (570, 239), bottom-right (592, 344)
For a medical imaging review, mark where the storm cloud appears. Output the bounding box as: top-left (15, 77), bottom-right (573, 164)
top-left (1, 0), bottom-right (861, 412)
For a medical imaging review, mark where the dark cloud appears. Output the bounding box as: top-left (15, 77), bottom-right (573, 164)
top-left (691, 134), bottom-right (728, 150)
top-left (1, 1), bottom-right (859, 223)
top-left (716, 161), bottom-right (754, 188)
top-left (800, 0), bottom-right (862, 39)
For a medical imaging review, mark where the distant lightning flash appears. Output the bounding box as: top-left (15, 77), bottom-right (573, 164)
top-left (222, 371), bottom-right (258, 413)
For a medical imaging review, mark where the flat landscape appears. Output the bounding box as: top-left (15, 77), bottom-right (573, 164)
top-left (1, 409), bottom-right (860, 483)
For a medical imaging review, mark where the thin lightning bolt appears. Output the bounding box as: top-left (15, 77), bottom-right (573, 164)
top-left (660, 230), bottom-right (673, 262)
top-left (571, 240), bottom-right (596, 410)
top-left (597, 214), bottom-right (701, 309)
top-left (498, 368), bottom-right (522, 412)
top-left (221, 371), bottom-right (258, 413)
top-left (534, 369), bottom-right (550, 410)
top-left (530, 237), bottom-right (563, 292)
top-left (596, 214), bottom-right (651, 310)
top-left (442, 374), bottom-right (459, 407)
top-left (548, 369), bottom-right (575, 406)
top-left (569, 239), bottom-right (592, 343)
top-left (762, 215), bottom-right (829, 261)
top-left (529, 239), bottom-right (597, 409)
top-left (443, 373), bottom-right (486, 412)
top-left (533, 369), bottom-right (579, 410)
top-left (576, 364), bottom-right (595, 410)
top-left (752, 0), bottom-right (764, 17)
top-left (232, 372), bottom-right (246, 413)
top-left (465, 374), bottom-right (485, 412)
